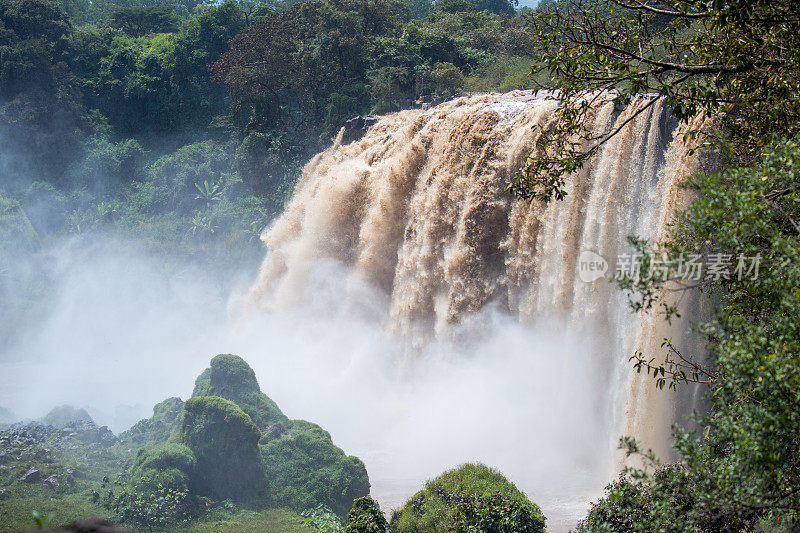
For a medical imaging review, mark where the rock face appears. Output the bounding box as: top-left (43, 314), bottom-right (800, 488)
top-left (179, 396), bottom-right (266, 503)
top-left (19, 467), bottom-right (41, 482)
top-left (42, 473), bottom-right (59, 489)
top-left (182, 354), bottom-right (371, 514)
top-left (129, 442), bottom-right (196, 495)
top-left (191, 354), bottom-right (286, 429)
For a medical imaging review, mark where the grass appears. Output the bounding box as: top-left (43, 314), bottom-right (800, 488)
top-left (178, 508), bottom-right (315, 532)
top-left (0, 493), bottom-right (110, 533)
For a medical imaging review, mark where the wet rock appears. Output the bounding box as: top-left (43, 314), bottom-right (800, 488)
top-left (42, 474), bottom-right (59, 489)
top-left (20, 467), bottom-right (41, 482)
top-left (66, 468), bottom-right (86, 479)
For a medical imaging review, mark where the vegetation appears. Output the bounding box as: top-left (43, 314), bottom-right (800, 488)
top-left (510, 0), bottom-right (800, 531)
top-left (0, 354), bottom-right (375, 531)
top-left (343, 497), bottom-right (388, 533)
top-left (389, 463), bottom-right (545, 533)
top-left (261, 423), bottom-right (370, 516)
top-left (179, 395), bottom-right (266, 503)
top-left (117, 397), bottom-right (184, 448)
top-left (191, 353), bottom-right (287, 430)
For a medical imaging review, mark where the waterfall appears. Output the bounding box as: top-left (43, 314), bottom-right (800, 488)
top-left (246, 90), bottom-right (707, 528)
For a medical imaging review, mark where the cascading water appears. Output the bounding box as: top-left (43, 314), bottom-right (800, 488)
top-left (245, 90), bottom-right (706, 529)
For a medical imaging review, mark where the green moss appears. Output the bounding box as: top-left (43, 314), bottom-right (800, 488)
top-left (344, 496), bottom-right (388, 533)
top-left (389, 463), bottom-right (546, 533)
top-left (260, 423), bottom-right (370, 516)
top-left (191, 354), bottom-right (287, 430)
top-left (179, 396), bottom-right (266, 503)
top-left (118, 397), bottom-right (184, 448)
top-left (40, 405), bottom-right (94, 427)
top-left (130, 442), bottom-right (197, 494)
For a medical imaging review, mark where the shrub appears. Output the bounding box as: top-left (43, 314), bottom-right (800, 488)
top-left (390, 463), bottom-right (545, 533)
top-left (344, 496), bottom-right (387, 533)
top-left (261, 423), bottom-right (370, 516)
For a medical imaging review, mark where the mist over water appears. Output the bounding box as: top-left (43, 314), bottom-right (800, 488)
top-left (0, 237), bottom-right (612, 528)
top-left (0, 90), bottom-right (707, 530)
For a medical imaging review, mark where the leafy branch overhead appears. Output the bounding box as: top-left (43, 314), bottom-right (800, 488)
top-left (510, 0), bottom-right (800, 201)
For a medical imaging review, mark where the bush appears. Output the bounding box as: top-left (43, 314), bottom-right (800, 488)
top-left (131, 443), bottom-right (196, 483)
top-left (179, 395), bottom-right (266, 503)
top-left (344, 496), bottom-right (387, 533)
top-left (261, 423), bottom-right (370, 516)
top-left (390, 463), bottom-right (545, 533)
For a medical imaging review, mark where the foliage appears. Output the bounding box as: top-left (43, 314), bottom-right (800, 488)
top-left (343, 497), bottom-right (387, 533)
top-left (108, 6), bottom-right (178, 37)
top-left (450, 492), bottom-right (546, 533)
top-left (509, 0), bottom-right (800, 202)
top-left (260, 422), bottom-right (370, 516)
top-left (390, 463), bottom-right (545, 533)
top-left (212, 0), bottom-right (536, 191)
top-left (105, 473), bottom-right (193, 531)
top-left (191, 353), bottom-right (287, 430)
top-left (580, 137), bottom-right (800, 530)
top-left (302, 505), bottom-right (344, 533)
top-left (118, 397), bottom-right (184, 448)
top-left (179, 395), bottom-right (266, 503)
top-left (0, 0), bottom-right (87, 186)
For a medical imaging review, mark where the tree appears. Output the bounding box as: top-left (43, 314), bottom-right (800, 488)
top-left (0, 0), bottom-right (87, 187)
top-left (509, 0), bottom-right (800, 201)
top-left (108, 6), bottom-right (178, 36)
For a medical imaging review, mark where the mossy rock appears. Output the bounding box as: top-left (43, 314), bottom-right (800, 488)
top-left (260, 423), bottom-right (370, 516)
top-left (119, 397), bottom-right (184, 448)
top-left (192, 354), bottom-right (287, 430)
top-left (179, 396), bottom-right (266, 503)
top-left (390, 463), bottom-right (546, 533)
top-left (131, 442), bottom-right (197, 493)
top-left (40, 405), bottom-right (93, 427)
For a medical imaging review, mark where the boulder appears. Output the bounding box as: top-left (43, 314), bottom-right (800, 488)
top-left (179, 396), bottom-right (265, 503)
top-left (19, 467), bottom-right (41, 482)
top-left (42, 474), bottom-right (59, 489)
